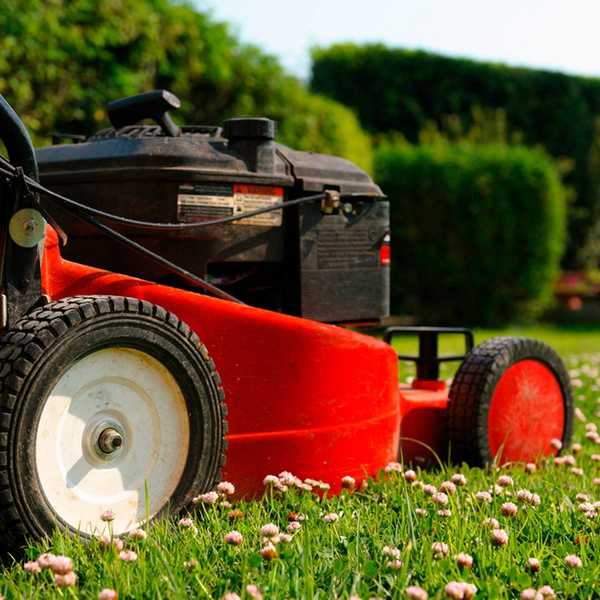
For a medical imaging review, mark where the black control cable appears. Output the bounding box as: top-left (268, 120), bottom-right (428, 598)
top-left (0, 155), bottom-right (337, 304)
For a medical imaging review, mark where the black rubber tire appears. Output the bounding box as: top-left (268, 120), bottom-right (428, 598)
top-left (0, 295), bottom-right (226, 550)
top-left (448, 336), bottom-right (573, 467)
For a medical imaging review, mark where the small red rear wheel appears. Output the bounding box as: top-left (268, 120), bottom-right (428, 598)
top-left (448, 337), bottom-right (573, 466)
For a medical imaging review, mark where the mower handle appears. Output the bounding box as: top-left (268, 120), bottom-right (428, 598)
top-left (0, 94), bottom-right (38, 181)
top-left (107, 89), bottom-right (181, 137)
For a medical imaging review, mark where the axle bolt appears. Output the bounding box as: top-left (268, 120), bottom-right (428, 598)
top-left (98, 428), bottom-right (123, 454)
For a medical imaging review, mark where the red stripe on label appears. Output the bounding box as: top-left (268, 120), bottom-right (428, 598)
top-left (233, 184), bottom-right (284, 197)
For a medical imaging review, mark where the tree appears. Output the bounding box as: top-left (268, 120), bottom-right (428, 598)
top-left (0, 0), bottom-right (372, 170)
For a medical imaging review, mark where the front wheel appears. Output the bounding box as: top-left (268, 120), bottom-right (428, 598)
top-left (448, 336), bottom-right (573, 466)
top-left (0, 296), bottom-right (226, 550)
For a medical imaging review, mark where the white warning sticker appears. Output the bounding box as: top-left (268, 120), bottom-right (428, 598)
top-left (177, 183), bottom-right (283, 226)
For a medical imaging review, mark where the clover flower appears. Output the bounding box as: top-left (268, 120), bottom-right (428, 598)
top-left (259, 543), bottom-right (278, 560)
top-left (432, 492), bottom-right (449, 505)
top-left (246, 584), bottom-right (263, 600)
top-left (50, 556), bottom-right (74, 575)
top-left (526, 557), bottom-right (540, 572)
top-left (517, 489), bottom-right (533, 502)
top-left (260, 523), bottom-right (279, 537)
top-left (341, 475), bottom-right (356, 490)
top-left (382, 545), bottom-right (401, 559)
top-left (178, 517), bottom-right (198, 533)
top-left (129, 528), bottom-right (147, 541)
top-left (475, 491), bottom-right (492, 503)
top-left (451, 473), bottom-right (467, 486)
top-left (278, 471), bottom-right (301, 486)
top-left (98, 534), bottom-right (124, 551)
top-left (501, 502), bottom-right (518, 517)
top-left (455, 553), bottom-right (473, 569)
top-left (98, 589), bottom-right (118, 600)
top-left (217, 481), bottom-right (235, 496)
top-left (440, 481), bottom-right (457, 495)
top-left (323, 512), bottom-right (340, 523)
top-left (385, 462), bottom-right (403, 474)
top-left (193, 491), bottom-right (219, 505)
top-left (55, 572), bottom-right (78, 588)
top-left (100, 509), bottom-right (115, 522)
top-left (224, 530), bottom-right (243, 546)
top-left (287, 521), bottom-right (302, 533)
top-left (491, 528), bottom-right (509, 546)
top-left (564, 554), bottom-right (582, 568)
top-left (405, 586), bottom-right (428, 600)
top-left (483, 517), bottom-right (500, 528)
top-left (404, 470), bottom-right (417, 483)
top-left (537, 585), bottom-right (556, 599)
top-left (36, 553), bottom-right (55, 569)
top-left (263, 475), bottom-right (279, 486)
top-left (431, 541), bottom-right (449, 558)
top-left (444, 581), bottom-right (477, 599)
top-left (496, 475), bottom-right (513, 487)
top-left (23, 561), bottom-right (41, 574)
top-left (118, 550), bottom-right (138, 562)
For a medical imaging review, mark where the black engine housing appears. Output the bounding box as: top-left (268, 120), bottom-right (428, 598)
top-left (36, 91), bottom-right (390, 324)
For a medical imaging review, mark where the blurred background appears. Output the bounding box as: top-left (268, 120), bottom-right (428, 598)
top-left (2, 0), bottom-right (600, 329)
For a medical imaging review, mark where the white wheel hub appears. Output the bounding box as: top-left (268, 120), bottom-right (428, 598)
top-left (35, 347), bottom-right (190, 536)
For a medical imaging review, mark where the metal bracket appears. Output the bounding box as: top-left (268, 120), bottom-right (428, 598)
top-left (383, 326), bottom-right (474, 380)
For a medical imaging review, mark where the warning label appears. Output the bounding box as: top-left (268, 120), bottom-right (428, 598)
top-left (177, 183), bottom-right (283, 226)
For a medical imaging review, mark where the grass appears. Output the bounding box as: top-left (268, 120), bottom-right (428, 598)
top-left (1, 329), bottom-right (599, 599)
top-left (389, 324), bottom-right (600, 360)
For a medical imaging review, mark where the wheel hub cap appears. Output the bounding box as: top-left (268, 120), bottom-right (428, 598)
top-left (35, 348), bottom-right (190, 536)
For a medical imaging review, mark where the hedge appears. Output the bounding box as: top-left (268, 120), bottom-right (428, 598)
top-left (374, 142), bottom-right (567, 325)
top-left (312, 43), bottom-right (600, 265)
top-left (0, 0), bottom-right (372, 172)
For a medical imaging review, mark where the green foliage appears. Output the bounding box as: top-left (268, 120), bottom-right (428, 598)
top-left (375, 142), bottom-right (567, 325)
top-left (311, 44), bottom-right (600, 264)
top-left (0, 0), bottom-right (371, 171)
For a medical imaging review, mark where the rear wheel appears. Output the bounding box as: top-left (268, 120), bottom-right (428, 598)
top-left (448, 336), bottom-right (572, 466)
top-left (0, 296), bottom-right (226, 549)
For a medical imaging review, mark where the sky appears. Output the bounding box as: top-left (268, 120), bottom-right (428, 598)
top-left (200, 0), bottom-right (600, 81)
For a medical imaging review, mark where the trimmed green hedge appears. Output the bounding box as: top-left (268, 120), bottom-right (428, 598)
top-left (375, 142), bottom-right (567, 325)
top-left (0, 0), bottom-right (372, 172)
top-left (312, 43), bottom-right (600, 265)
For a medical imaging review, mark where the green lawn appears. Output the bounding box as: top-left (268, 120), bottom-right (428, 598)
top-left (388, 325), bottom-right (600, 382)
top-left (389, 324), bottom-right (600, 358)
top-left (0, 327), bottom-right (599, 599)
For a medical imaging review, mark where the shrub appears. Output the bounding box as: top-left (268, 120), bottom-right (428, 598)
top-left (311, 43), bottom-right (600, 265)
top-left (374, 142), bottom-right (567, 325)
top-left (0, 0), bottom-right (372, 170)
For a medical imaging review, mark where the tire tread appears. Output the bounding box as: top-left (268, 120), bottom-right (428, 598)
top-left (0, 295), bottom-right (227, 551)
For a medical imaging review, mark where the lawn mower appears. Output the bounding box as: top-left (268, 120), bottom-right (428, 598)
top-left (0, 90), bottom-right (573, 550)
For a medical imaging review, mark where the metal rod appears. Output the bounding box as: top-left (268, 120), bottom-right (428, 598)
top-left (44, 194), bottom-right (244, 304)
